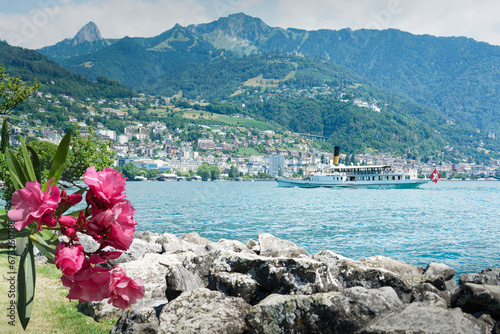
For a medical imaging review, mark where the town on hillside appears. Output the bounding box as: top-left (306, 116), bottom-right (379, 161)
top-left (3, 91), bottom-right (500, 181)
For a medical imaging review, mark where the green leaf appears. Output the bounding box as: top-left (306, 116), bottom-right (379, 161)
top-left (17, 238), bottom-right (36, 330)
top-left (31, 230), bottom-right (58, 263)
top-left (45, 130), bottom-right (71, 191)
top-left (62, 209), bottom-right (84, 218)
top-left (52, 164), bottom-right (65, 188)
top-left (0, 227), bottom-right (31, 241)
top-left (0, 209), bottom-right (8, 222)
top-left (37, 229), bottom-right (59, 247)
top-left (21, 140), bottom-right (36, 182)
top-left (5, 148), bottom-right (27, 189)
top-left (27, 146), bottom-right (42, 183)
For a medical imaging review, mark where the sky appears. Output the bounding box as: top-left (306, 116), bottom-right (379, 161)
top-left (0, 0), bottom-right (499, 50)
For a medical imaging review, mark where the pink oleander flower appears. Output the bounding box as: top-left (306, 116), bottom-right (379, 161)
top-left (108, 265), bottom-right (145, 309)
top-left (84, 167), bottom-right (126, 209)
top-left (61, 259), bottom-right (111, 303)
top-left (55, 242), bottom-right (85, 276)
top-left (59, 215), bottom-right (77, 228)
top-left (86, 201), bottom-right (137, 250)
top-left (88, 251), bottom-right (122, 265)
top-left (8, 180), bottom-right (60, 231)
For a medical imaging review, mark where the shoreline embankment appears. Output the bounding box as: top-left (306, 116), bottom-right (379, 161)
top-left (70, 231), bottom-right (500, 333)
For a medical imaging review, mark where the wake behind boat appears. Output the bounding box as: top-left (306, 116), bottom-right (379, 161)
top-left (275, 146), bottom-right (429, 189)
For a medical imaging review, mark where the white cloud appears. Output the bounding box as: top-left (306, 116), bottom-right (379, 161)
top-left (272, 0), bottom-right (500, 45)
top-left (392, 0), bottom-right (500, 45)
top-left (0, 0), bottom-right (210, 49)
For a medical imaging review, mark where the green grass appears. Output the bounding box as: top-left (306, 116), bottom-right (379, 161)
top-left (218, 115), bottom-right (276, 130)
top-left (182, 110), bottom-right (276, 130)
top-left (243, 74), bottom-right (279, 87)
top-left (237, 147), bottom-right (264, 156)
top-left (0, 251), bottom-right (117, 333)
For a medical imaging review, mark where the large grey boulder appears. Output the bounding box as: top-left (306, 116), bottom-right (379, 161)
top-left (246, 286), bottom-right (402, 334)
top-left (164, 260), bottom-right (205, 301)
top-left (124, 252), bottom-right (205, 301)
top-left (79, 253), bottom-right (172, 321)
top-left (257, 233), bottom-right (308, 258)
top-left (246, 239), bottom-right (260, 254)
top-left (359, 255), bottom-right (424, 276)
top-left (179, 232), bottom-right (212, 245)
top-left (460, 268), bottom-right (500, 286)
top-left (209, 249), bottom-right (341, 303)
top-left (75, 233), bottom-right (100, 253)
top-left (122, 253), bottom-right (171, 299)
top-left (410, 283), bottom-right (448, 308)
top-left (110, 299), bottom-right (168, 334)
top-left (358, 302), bottom-right (493, 334)
top-left (208, 271), bottom-right (260, 304)
top-left (158, 232), bottom-right (207, 255)
top-left (246, 293), bottom-right (335, 334)
top-left (423, 262), bottom-right (456, 281)
top-left (134, 231), bottom-right (162, 243)
top-left (110, 238), bottom-right (149, 264)
top-left (77, 300), bottom-right (123, 322)
top-left (158, 288), bottom-right (251, 334)
top-left (205, 238), bottom-right (256, 255)
top-left (451, 283), bottom-right (500, 318)
top-left (177, 250), bottom-right (218, 286)
top-left (332, 255), bottom-right (448, 303)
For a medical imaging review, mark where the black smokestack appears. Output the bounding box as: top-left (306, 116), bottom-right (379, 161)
top-left (334, 146), bottom-right (340, 166)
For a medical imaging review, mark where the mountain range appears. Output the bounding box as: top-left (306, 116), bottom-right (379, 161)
top-left (38, 13), bottom-right (500, 137)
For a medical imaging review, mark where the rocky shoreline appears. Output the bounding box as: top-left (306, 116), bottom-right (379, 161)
top-left (76, 232), bottom-right (500, 333)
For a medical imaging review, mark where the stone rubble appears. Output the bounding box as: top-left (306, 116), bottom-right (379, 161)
top-left (76, 231), bottom-right (499, 333)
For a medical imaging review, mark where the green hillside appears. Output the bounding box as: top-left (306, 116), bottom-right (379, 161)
top-left (0, 41), bottom-right (134, 99)
top-left (189, 14), bottom-right (500, 134)
top-left (157, 53), bottom-right (497, 159)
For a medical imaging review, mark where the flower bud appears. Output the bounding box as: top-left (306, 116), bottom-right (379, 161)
top-left (67, 193), bottom-right (83, 206)
top-left (64, 227), bottom-right (76, 239)
top-left (59, 216), bottom-right (77, 228)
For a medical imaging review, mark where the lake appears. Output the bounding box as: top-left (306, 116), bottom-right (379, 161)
top-left (125, 180), bottom-right (500, 278)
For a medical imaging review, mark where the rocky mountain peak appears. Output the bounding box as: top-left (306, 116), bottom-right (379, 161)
top-left (188, 12), bottom-right (271, 42)
top-left (73, 21), bottom-right (103, 45)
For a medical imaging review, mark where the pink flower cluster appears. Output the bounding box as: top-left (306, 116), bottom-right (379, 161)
top-left (8, 167), bottom-right (145, 309)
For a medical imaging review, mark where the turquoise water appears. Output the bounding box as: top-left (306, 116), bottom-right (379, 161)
top-left (125, 180), bottom-right (500, 277)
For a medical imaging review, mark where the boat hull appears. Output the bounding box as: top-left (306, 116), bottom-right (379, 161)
top-left (275, 177), bottom-right (429, 189)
